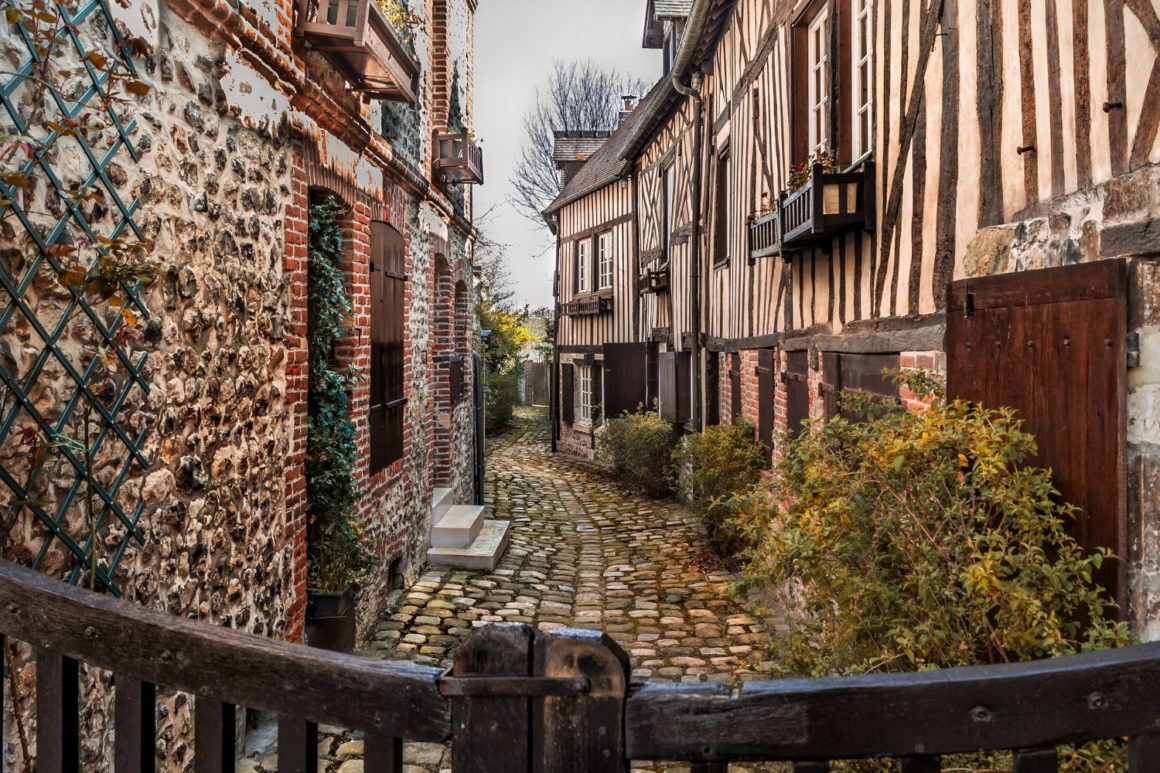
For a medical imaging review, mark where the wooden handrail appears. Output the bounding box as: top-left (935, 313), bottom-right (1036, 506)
top-left (0, 560), bottom-right (449, 741)
top-left (625, 641), bottom-right (1160, 762)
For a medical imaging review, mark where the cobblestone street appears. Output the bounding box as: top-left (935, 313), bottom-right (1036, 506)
top-left (244, 406), bottom-right (775, 772)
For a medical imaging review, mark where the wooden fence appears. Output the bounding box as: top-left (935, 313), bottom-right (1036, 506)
top-left (5, 559), bottom-right (1160, 771)
top-left (522, 361), bottom-right (550, 407)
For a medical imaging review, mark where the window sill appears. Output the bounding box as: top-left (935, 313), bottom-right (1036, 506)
top-left (713, 258), bottom-right (730, 270)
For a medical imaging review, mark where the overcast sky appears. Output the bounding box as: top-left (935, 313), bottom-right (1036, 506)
top-left (474, 1), bottom-right (661, 309)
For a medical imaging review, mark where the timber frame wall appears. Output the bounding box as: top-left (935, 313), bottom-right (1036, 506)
top-left (549, 0), bottom-right (1160, 637)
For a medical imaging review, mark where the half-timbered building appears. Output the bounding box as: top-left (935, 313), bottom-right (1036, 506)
top-left (549, 0), bottom-right (1160, 638)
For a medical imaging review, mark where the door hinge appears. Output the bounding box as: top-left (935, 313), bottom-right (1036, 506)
top-left (1127, 331), bottom-right (1141, 369)
top-left (964, 291), bottom-right (975, 318)
top-left (437, 673), bottom-right (590, 698)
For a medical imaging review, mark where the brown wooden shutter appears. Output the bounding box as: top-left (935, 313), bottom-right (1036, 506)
top-left (705, 353), bottom-right (720, 426)
top-left (371, 221), bottom-right (406, 473)
top-left (786, 350), bottom-right (810, 440)
top-left (561, 363), bottom-right (575, 424)
top-left (756, 349), bottom-right (775, 452)
top-left (821, 352), bottom-right (840, 418)
top-left (730, 353), bottom-right (742, 420)
top-left (645, 342), bottom-right (659, 408)
top-left (602, 343), bottom-right (647, 419)
top-left (591, 363), bottom-right (603, 423)
top-left (947, 259), bottom-right (1128, 605)
top-left (713, 149), bottom-right (729, 265)
top-left (658, 351), bottom-right (691, 424)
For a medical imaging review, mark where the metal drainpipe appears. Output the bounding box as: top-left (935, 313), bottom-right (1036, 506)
top-left (550, 238), bottom-right (561, 453)
top-left (673, 71), bottom-right (705, 431)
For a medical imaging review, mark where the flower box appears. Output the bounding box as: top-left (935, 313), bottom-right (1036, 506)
top-left (778, 161), bottom-right (875, 256)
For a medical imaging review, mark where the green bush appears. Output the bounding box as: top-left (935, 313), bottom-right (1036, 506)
top-left (737, 373), bottom-right (1130, 679)
top-left (485, 368), bottom-right (519, 434)
top-left (674, 421), bottom-right (766, 561)
top-left (600, 407), bottom-right (678, 498)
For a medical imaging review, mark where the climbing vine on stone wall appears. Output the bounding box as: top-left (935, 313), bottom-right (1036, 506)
top-left (306, 196), bottom-right (369, 593)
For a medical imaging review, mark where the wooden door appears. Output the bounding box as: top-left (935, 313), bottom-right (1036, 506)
top-left (946, 260), bottom-right (1128, 606)
top-left (658, 351), bottom-right (690, 425)
top-left (603, 343), bottom-right (648, 419)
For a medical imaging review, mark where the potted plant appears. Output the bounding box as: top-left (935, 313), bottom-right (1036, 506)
top-left (306, 519), bottom-right (371, 653)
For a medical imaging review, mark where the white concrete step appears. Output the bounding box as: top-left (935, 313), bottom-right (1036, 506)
top-left (430, 505), bottom-right (485, 549)
top-left (431, 487), bottom-right (455, 526)
top-left (428, 519), bottom-right (511, 571)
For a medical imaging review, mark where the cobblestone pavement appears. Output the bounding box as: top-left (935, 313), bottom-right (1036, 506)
top-left (242, 407), bottom-right (777, 773)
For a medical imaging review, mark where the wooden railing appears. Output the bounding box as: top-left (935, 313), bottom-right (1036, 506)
top-left (6, 558), bottom-right (1160, 771)
top-left (433, 129), bottom-right (485, 185)
top-left (747, 209), bottom-right (780, 262)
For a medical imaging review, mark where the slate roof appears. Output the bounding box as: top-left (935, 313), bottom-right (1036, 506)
top-left (552, 131), bottom-right (612, 164)
top-left (543, 80), bottom-right (664, 215)
top-left (654, 0), bottom-right (693, 17)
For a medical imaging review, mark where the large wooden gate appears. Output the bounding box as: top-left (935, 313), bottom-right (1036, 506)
top-left (602, 343), bottom-right (648, 419)
top-left (522, 361), bottom-right (550, 406)
top-left (946, 260), bottom-right (1128, 605)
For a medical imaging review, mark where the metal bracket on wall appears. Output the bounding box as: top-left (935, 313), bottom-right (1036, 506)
top-left (1127, 332), bottom-right (1141, 369)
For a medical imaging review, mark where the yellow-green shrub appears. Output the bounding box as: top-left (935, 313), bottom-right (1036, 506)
top-left (674, 421), bottom-right (766, 561)
top-left (600, 407), bottom-right (678, 498)
top-left (737, 374), bottom-right (1130, 678)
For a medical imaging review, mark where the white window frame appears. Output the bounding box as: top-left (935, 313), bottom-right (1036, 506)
top-left (663, 165), bottom-right (675, 264)
top-left (851, 0), bottom-right (874, 161)
top-left (807, 6), bottom-right (829, 159)
top-left (597, 232), bottom-right (613, 289)
top-left (575, 365), bottom-right (592, 424)
top-left (577, 239), bottom-right (591, 293)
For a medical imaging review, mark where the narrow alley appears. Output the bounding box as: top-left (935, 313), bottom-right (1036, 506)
top-left (243, 407), bottom-right (775, 772)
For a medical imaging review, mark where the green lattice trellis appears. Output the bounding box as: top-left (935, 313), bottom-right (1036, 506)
top-left (0, 0), bottom-right (152, 595)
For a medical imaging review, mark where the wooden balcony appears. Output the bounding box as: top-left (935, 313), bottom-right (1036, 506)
top-left (778, 161), bottom-right (875, 255)
top-left (637, 267), bottom-right (670, 295)
top-left (295, 0), bottom-right (420, 104)
top-left (562, 295), bottom-right (612, 317)
top-left (433, 130), bottom-right (485, 185)
top-left (747, 210), bottom-right (780, 263)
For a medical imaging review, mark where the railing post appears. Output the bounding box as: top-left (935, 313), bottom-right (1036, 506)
top-left (36, 649), bottom-right (79, 772)
top-left (533, 627), bottom-right (630, 773)
top-left (449, 623), bottom-right (533, 773)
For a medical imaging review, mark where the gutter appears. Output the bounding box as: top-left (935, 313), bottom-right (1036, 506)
top-left (618, 0), bottom-right (713, 162)
top-left (673, 71), bottom-right (705, 432)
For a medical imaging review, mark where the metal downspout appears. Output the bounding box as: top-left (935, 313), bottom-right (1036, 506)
top-left (673, 71), bottom-right (705, 431)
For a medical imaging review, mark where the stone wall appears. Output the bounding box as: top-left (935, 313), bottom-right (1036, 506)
top-left (0, 0), bottom-right (480, 764)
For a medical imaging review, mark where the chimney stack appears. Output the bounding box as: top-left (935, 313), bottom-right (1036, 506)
top-left (619, 94), bottom-right (637, 126)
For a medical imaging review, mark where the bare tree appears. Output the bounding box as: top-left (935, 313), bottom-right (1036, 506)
top-left (511, 60), bottom-right (649, 223)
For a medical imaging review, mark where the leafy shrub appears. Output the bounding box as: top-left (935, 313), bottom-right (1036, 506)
top-left (674, 421), bottom-right (766, 561)
top-left (485, 368), bottom-right (519, 434)
top-left (737, 374), bottom-right (1130, 679)
top-left (306, 197), bottom-right (371, 592)
top-left (600, 407), bottom-right (678, 498)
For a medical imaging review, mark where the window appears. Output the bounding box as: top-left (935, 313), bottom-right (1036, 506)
top-left (575, 365), bottom-right (593, 423)
top-left (662, 164), bottom-right (675, 264)
top-left (851, 0), bottom-right (873, 159)
top-left (577, 239), bottom-right (591, 293)
top-left (597, 232), bottom-right (613, 289)
top-left (807, 6), bottom-right (829, 158)
top-left (713, 147), bottom-right (730, 267)
top-left (370, 221), bottom-right (406, 473)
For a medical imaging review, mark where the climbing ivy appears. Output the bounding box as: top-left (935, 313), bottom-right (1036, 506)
top-left (306, 197), bottom-right (369, 593)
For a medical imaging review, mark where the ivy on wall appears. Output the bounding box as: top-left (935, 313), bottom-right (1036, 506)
top-left (306, 196), bottom-right (368, 593)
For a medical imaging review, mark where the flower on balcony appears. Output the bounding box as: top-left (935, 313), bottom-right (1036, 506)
top-left (377, 0), bottom-right (421, 45)
top-left (784, 150), bottom-right (839, 196)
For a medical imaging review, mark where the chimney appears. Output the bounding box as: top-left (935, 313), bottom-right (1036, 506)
top-left (618, 94), bottom-right (637, 126)
top-left (552, 130), bottom-right (612, 187)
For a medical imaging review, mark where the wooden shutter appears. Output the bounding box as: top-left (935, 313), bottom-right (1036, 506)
top-left (591, 364), bottom-right (603, 423)
top-left (449, 355), bottom-right (465, 403)
top-left (713, 148), bottom-right (729, 265)
top-left (645, 343), bottom-right (660, 407)
top-left (756, 349), bottom-right (775, 451)
top-left (658, 351), bottom-right (691, 424)
top-left (371, 222), bottom-right (406, 473)
top-left (730, 353), bottom-right (742, 420)
top-left (602, 342), bottom-right (647, 419)
top-left (706, 353), bottom-right (720, 426)
top-left (561, 363), bottom-right (575, 424)
top-left (947, 259), bottom-right (1128, 606)
top-left (820, 352), bottom-right (840, 418)
top-left (786, 350), bottom-right (809, 440)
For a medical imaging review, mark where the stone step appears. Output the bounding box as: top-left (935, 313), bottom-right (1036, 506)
top-left (430, 505), bottom-right (485, 549)
top-left (427, 519), bottom-right (511, 571)
top-left (431, 486), bottom-right (455, 526)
